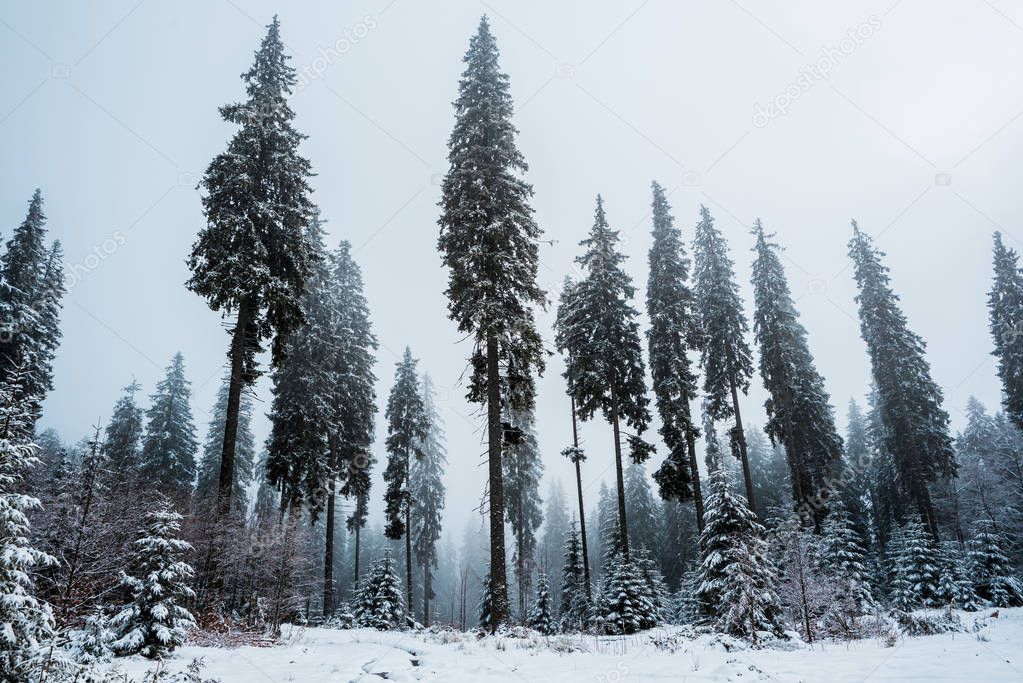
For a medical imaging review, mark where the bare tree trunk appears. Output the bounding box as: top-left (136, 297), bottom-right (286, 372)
top-left (685, 427), bottom-right (704, 531)
top-left (423, 566), bottom-right (432, 627)
top-left (570, 395), bottom-right (592, 598)
top-left (729, 379), bottom-right (757, 513)
top-left (485, 330), bottom-right (509, 630)
top-left (609, 384), bottom-right (630, 563)
top-left (354, 523), bottom-right (362, 586)
top-left (218, 296), bottom-right (252, 516)
top-left (323, 437), bottom-right (337, 617)
top-left (406, 505), bottom-right (413, 619)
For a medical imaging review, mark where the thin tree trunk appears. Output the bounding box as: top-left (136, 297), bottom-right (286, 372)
top-left (685, 426), bottom-right (704, 531)
top-left (570, 395), bottom-right (592, 598)
top-left (729, 379), bottom-right (757, 513)
top-left (609, 385), bottom-right (631, 563)
top-left (323, 437), bottom-right (337, 617)
top-left (486, 330), bottom-right (509, 630)
top-left (797, 539), bottom-right (814, 642)
top-left (406, 505), bottom-right (413, 619)
top-left (218, 296), bottom-right (251, 516)
top-left (516, 504), bottom-right (526, 622)
top-left (423, 566), bottom-right (431, 627)
top-left (354, 523), bottom-right (362, 586)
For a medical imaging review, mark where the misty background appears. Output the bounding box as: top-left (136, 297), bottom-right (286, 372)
top-left (1, 0), bottom-right (1018, 539)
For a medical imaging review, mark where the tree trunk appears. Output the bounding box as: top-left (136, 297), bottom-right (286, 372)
top-left (516, 504), bottom-right (523, 621)
top-left (609, 385), bottom-right (631, 563)
top-left (406, 505), bottom-right (413, 619)
top-left (913, 477), bottom-right (940, 540)
top-left (485, 330), bottom-right (509, 630)
top-left (570, 395), bottom-right (592, 598)
top-left (323, 437), bottom-right (337, 617)
top-left (218, 296), bottom-right (251, 516)
top-left (423, 566), bottom-right (432, 627)
top-left (729, 379), bottom-right (757, 513)
top-left (354, 523), bottom-right (362, 586)
top-left (685, 427), bottom-right (704, 531)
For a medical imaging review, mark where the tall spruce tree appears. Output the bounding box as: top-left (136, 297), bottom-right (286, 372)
top-left (383, 348), bottom-right (428, 616)
top-left (411, 374), bottom-right (446, 626)
top-left (503, 407), bottom-right (543, 620)
top-left (102, 380), bottom-right (145, 490)
top-left (555, 195), bottom-right (651, 562)
top-left (187, 16), bottom-right (315, 515)
top-left (988, 231), bottom-right (1023, 431)
top-left (437, 17), bottom-right (547, 627)
top-left (195, 375), bottom-right (255, 514)
top-left (751, 222), bottom-right (843, 526)
top-left (327, 240), bottom-right (377, 613)
top-left (646, 181), bottom-right (704, 528)
top-left (558, 279), bottom-right (592, 597)
top-left (848, 222), bottom-right (956, 538)
top-left (0, 190), bottom-right (65, 433)
top-left (265, 212), bottom-right (333, 517)
top-left (692, 206), bottom-right (756, 511)
top-left (266, 222), bottom-right (378, 615)
top-left (140, 352), bottom-right (198, 498)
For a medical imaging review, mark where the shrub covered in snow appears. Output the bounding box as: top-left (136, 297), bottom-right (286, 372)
top-left (353, 552), bottom-right (404, 630)
top-left (110, 507), bottom-right (196, 659)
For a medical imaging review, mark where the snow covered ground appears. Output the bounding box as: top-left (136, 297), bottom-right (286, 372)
top-left (107, 609), bottom-right (1023, 682)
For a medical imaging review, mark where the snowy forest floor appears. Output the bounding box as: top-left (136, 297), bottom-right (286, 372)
top-left (103, 608), bottom-right (1023, 682)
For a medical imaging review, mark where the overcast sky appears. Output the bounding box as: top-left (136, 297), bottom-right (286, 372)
top-left (2, 0), bottom-right (1020, 538)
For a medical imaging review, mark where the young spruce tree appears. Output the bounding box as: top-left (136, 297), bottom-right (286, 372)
top-left (110, 507), bottom-right (195, 659)
top-left (140, 352), bottom-right (198, 499)
top-left (437, 17), bottom-right (547, 627)
top-left (102, 380), bottom-right (145, 491)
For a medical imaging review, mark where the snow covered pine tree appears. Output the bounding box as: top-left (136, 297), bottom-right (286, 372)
top-left (110, 507), bottom-right (195, 659)
top-left (437, 16), bottom-right (547, 629)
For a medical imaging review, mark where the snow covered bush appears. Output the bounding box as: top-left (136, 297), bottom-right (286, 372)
top-left (596, 552), bottom-right (657, 634)
top-left (886, 521), bottom-right (941, 610)
top-left (526, 574), bottom-right (554, 635)
top-left (68, 608), bottom-right (115, 664)
top-left (353, 552), bottom-right (404, 630)
top-left (967, 521), bottom-right (1023, 607)
top-left (110, 506), bottom-right (196, 658)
